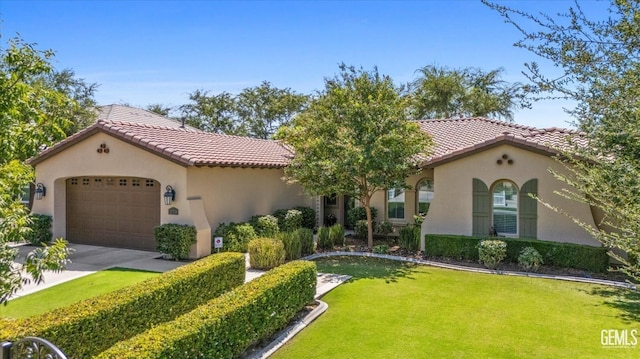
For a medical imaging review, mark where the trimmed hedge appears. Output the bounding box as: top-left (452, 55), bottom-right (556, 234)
top-left (25, 214), bottom-right (52, 245)
top-left (154, 223), bottom-right (197, 260)
top-left (424, 235), bottom-right (609, 272)
top-left (0, 253), bottom-right (246, 359)
top-left (294, 206), bottom-right (317, 230)
top-left (96, 260), bottom-right (317, 359)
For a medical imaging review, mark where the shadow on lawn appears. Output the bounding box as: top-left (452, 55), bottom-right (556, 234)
top-left (314, 256), bottom-right (419, 284)
top-left (587, 286), bottom-right (640, 324)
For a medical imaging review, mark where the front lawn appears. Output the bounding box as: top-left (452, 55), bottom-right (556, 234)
top-left (0, 267), bottom-right (159, 319)
top-left (274, 257), bottom-right (639, 359)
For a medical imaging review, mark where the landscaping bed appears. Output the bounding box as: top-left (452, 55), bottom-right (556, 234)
top-left (325, 235), bottom-right (636, 284)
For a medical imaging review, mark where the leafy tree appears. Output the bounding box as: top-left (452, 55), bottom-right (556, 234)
top-left (410, 65), bottom-right (528, 121)
top-left (277, 64), bottom-right (433, 248)
top-left (181, 90), bottom-right (241, 134)
top-left (180, 82), bottom-right (308, 138)
top-left (0, 37), bottom-right (75, 303)
top-left (235, 81), bottom-right (309, 139)
top-left (45, 68), bottom-right (99, 133)
top-left (485, 0), bottom-right (640, 279)
top-left (146, 103), bottom-right (173, 117)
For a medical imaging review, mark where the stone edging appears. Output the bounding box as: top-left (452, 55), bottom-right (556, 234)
top-left (249, 300), bottom-right (328, 359)
top-left (303, 251), bottom-right (637, 290)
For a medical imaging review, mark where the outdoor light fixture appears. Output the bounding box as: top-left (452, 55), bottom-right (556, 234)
top-left (164, 185), bottom-right (175, 205)
top-left (34, 183), bottom-right (46, 200)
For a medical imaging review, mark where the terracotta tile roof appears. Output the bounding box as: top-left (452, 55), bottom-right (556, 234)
top-left (96, 104), bottom-right (192, 129)
top-left (416, 117), bottom-right (587, 166)
top-left (28, 121), bottom-right (293, 168)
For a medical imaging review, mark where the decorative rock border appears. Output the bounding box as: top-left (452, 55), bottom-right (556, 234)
top-left (304, 251), bottom-right (637, 290)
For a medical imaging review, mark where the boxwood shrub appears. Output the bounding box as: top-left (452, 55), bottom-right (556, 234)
top-left (95, 260), bottom-right (317, 359)
top-left (154, 223), bottom-right (197, 260)
top-left (24, 213), bottom-right (52, 245)
top-left (424, 234), bottom-right (609, 272)
top-left (0, 252), bottom-right (246, 359)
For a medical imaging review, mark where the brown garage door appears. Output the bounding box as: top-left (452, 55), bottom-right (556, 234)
top-left (66, 177), bottom-right (160, 251)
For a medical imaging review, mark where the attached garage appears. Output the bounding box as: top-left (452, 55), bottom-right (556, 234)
top-left (66, 176), bottom-right (160, 250)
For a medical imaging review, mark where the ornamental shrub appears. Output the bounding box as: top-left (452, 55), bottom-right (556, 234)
top-left (283, 209), bottom-right (303, 232)
top-left (272, 208), bottom-right (289, 230)
top-left (424, 235), bottom-right (608, 272)
top-left (294, 206), bottom-right (317, 230)
top-left (278, 231), bottom-right (302, 260)
top-left (329, 223), bottom-right (345, 246)
top-left (478, 240), bottom-right (507, 269)
top-left (213, 222), bottom-right (257, 252)
top-left (354, 220), bottom-right (371, 239)
top-left (376, 220), bottom-right (393, 237)
top-left (95, 261), bottom-right (317, 359)
top-left (373, 244), bottom-right (389, 254)
top-left (154, 224), bottom-right (197, 260)
top-left (347, 206), bottom-right (377, 228)
top-left (1, 253), bottom-right (245, 359)
top-left (399, 225), bottom-right (420, 252)
top-left (25, 214), bottom-right (52, 245)
top-left (317, 226), bottom-right (332, 250)
top-left (248, 238), bottom-right (285, 270)
top-left (295, 227), bottom-right (315, 256)
top-left (518, 246), bottom-right (544, 272)
top-left (252, 215), bottom-right (280, 238)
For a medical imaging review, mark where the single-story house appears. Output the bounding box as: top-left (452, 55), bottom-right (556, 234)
top-left (29, 105), bottom-right (602, 258)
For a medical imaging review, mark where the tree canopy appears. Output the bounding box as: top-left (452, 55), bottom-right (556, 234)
top-left (181, 81), bottom-right (308, 139)
top-left (409, 65), bottom-right (529, 121)
top-left (0, 37), bottom-right (77, 303)
top-left (485, 0), bottom-right (640, 279)
top-left (277, 64), bottom-right (433, 248)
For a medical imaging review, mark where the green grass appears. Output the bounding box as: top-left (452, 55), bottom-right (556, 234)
top-left (0, 267), bottom-right (160, 319)
top-left (274, 257), bottom-right (640, 359)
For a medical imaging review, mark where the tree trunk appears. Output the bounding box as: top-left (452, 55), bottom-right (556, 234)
top-left (364, 196), bottom-right (374, 248)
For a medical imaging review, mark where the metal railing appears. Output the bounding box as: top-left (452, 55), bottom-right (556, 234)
top-left (1, 337), bottom-right (67, 359)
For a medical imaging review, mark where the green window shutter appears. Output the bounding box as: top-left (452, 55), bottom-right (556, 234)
top-left (472, 178), bottom-right (490, 236)
top-left (519, 179), bottom-right (538, 238)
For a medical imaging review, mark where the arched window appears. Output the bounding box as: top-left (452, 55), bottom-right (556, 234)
top-left (416, 179), bottom-right (434, 216)
top-left (492, 180), bottom-right (518, 235)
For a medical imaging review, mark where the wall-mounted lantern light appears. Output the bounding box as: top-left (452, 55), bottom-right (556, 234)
top-left (164, 185), bottom-right (175, 205)
top-left (34, 183), bottom-right (46, 200)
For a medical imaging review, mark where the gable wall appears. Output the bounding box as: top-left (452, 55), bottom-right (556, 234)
top-left (422, 144), bottom-right (600, 246)
top-left (31, 132), bottom-right (189, 240)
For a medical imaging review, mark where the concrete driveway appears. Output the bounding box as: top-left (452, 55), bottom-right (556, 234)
top-left (11, 243), bottom-right (186, 299)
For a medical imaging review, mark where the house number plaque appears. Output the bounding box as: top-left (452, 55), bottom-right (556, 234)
top-left (168, 207), bottom-right (179, 215)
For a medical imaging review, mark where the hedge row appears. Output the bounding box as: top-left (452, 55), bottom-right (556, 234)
top-left (0, 252), bottom-right (246, 359)
top-left (96, 260), bottom-right (317, 359)
top-left (424, 235), bottom-right (609, 273)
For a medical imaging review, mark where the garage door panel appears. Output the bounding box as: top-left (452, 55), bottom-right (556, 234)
top-left (66, 177), bottom-right (160, 251)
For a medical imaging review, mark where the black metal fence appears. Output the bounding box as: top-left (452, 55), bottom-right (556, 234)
top-left (1, 337), bottom-right (67, 359)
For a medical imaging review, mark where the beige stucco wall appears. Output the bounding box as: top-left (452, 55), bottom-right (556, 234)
top-left (421, 144), bottom-right (600, 246)
top-left (32, 133), bottom-right (316, 257)
top-left (369, 169), bottom-right (434, 227)
top-left (186, 166), bottom-right (314, 232)
top-left (31, 132), bottom-right (196, 249)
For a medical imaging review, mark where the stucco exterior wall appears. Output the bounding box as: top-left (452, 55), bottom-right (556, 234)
top-left (186, 166), bottom-right (314, 231)
top-left (31, 132), bottom-right (190, 242)
top-left (422, 144), bottom-right (600, 246)
top-left (369, 169), bottom-right (434, 226)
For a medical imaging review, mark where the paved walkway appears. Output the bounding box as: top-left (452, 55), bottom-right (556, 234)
top-left (10, 244), bottom-right (350, 300)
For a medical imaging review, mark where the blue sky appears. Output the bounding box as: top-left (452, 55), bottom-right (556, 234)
top-left (0, 0), bottom-right (608, 129)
